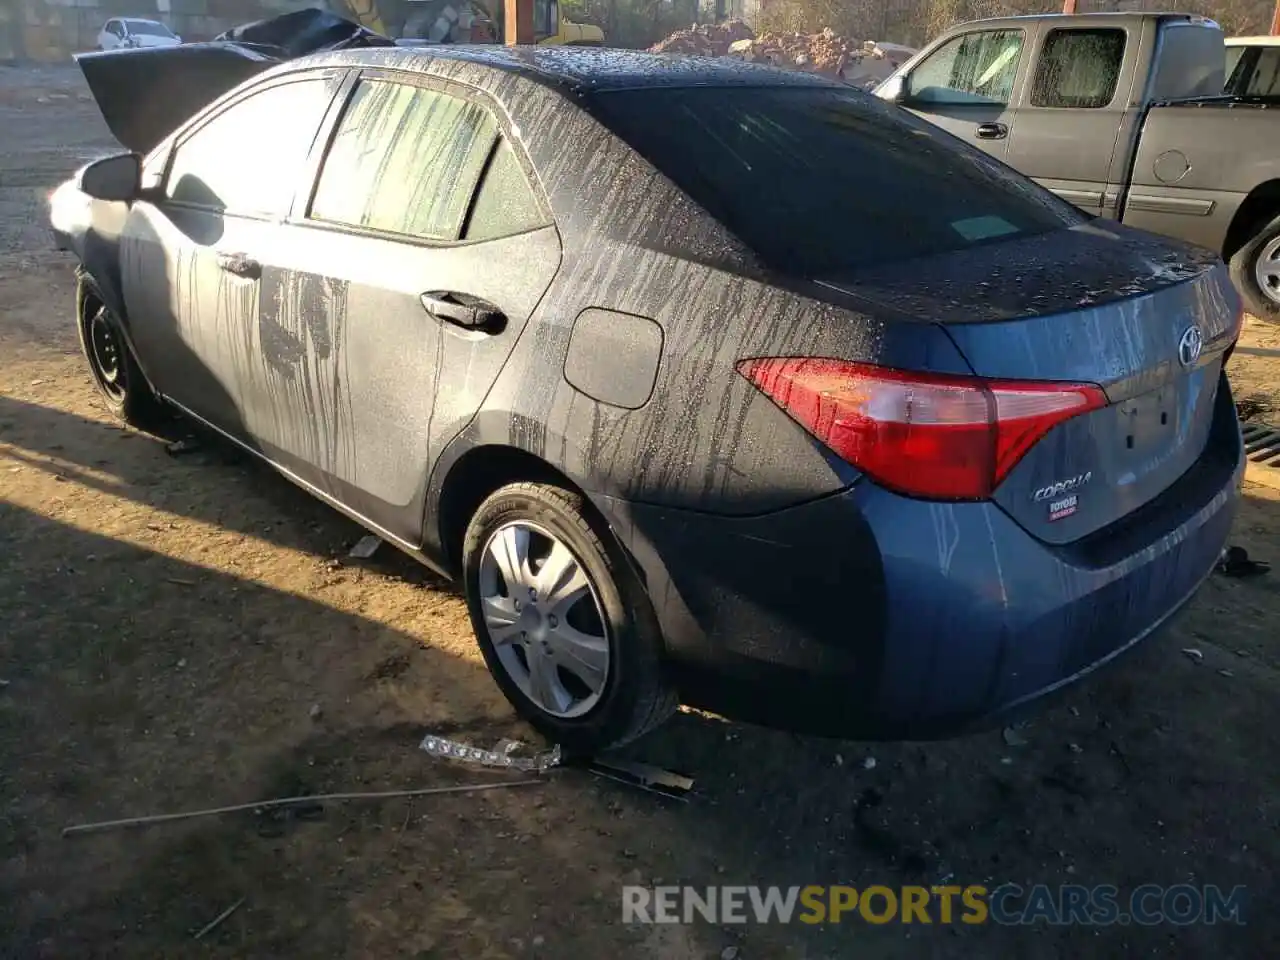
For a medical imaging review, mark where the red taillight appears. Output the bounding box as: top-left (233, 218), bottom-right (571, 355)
top-left (737, 358), bottom-right (1108, 501)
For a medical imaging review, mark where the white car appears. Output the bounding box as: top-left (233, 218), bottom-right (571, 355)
top-left (97, 18), bottom-right (182, 51)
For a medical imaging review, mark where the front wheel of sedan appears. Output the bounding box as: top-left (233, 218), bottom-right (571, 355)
top-left (76, 275), bottom-right (162, 428)
top-left (462, 482), bottom-right (676, 755)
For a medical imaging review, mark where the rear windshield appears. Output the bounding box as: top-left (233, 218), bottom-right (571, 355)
top-left (585, 86), bottom-right (1087, 274)
top-left (125, 20), bottom-right (175, 37)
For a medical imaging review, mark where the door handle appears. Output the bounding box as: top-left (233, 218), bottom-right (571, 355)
top-left (420, 292), bottom-right (505, 334)
top-left (216, 252), bottom-right (261, 279)
top-left (975, 122), bottom-right (1008, 140)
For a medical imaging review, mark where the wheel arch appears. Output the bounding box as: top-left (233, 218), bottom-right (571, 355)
top-left (434, 443), bottom-right (615, 578)
top-left (1222, 178), bottom-right (1280, 260)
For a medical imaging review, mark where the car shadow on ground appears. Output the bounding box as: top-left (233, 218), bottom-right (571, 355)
top-left (0, 391), bottom-right (454, 593)
top-left (0, 501), bottom-right (668, 956)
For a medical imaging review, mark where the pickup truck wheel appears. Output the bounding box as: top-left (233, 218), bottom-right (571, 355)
top-left (461, 481), bottom-right (677, 756)
top-left (1229, 212), bottom-right (1280, 323)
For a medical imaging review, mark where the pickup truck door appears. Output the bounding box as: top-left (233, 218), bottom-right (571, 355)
top-left (1001, 25), bottom-right (1142, 218)
top-left (895, 25), bottom-right (1037, 162)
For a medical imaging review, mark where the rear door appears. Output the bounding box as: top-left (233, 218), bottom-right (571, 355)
top-left (243, 71), bottom-right (561, 545)
top-left (118, 71), bottom-right (342, 440)
top-left (1003, 25), bottom-right (1138, 218)
top-left (899, 25), bottom-right (1035, 161)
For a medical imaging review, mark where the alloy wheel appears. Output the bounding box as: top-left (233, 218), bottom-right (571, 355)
top-left (477, 520), bottom-right (611, 719)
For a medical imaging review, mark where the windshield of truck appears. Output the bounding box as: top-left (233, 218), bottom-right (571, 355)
top-left (587, 85), bottom-right (1087, 274)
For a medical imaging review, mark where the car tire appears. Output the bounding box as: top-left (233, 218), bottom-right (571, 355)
top-left (76, 274), bottom-right (163, 428)
top-left (462, 481), bottom-right (676, 755)
top-left (1228, 210), bottom-right (1280, 324)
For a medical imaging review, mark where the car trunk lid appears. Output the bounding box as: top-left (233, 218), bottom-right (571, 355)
top-left (816, 223), bottom-right (1241, 544)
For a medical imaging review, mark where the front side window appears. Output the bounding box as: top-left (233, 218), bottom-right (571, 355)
top-left (910, 29), bottom-right (1024, 106)
top-left (310, 80), bottom-right (497, 242)
top-left (165, 79), bottom-right (334, 218)
top-left (1031, 29), bottom-right (1126, 109)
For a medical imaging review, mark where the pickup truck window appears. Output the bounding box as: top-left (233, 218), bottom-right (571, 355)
top-left (1031, 29), bottom-right (1125, 109)
top-left (909, 29), bottom-right (1023, 106)
top-left (1227, 47), bottom-right (1280, 98)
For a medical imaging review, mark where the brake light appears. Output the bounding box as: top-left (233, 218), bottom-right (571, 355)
top-left (737, 358), bottom-right (1108, 501)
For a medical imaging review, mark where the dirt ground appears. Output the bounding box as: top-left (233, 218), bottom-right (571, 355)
top-left (2, 63), bottom-right (1279, 960)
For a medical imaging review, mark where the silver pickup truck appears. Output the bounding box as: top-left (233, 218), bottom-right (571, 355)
top-left (876, 12), bottom-right (1280, 322)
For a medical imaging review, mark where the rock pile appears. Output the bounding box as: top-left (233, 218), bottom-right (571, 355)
top-left (647, 19), bottom-right (755, 57)
top-left (649, 22), bottom-right (915, 85)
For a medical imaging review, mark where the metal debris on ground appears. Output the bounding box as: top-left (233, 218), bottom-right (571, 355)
top-left (1218, 668), bottom-right (1236, 678)
top-left (1215, 545), bottom-right (1270, 578)
top-left (61, 780), bottom-right (541, 837)
top-left (1002, 725), bottom-right (1029, 747)
top-left (1182, 647), bottom-right (1205, 662)
top-left (420, 734), bottom-right (562, 773)
top-left (193, 897), bottom-right (245, 941)
top-left (164, 438), bottom-right (201, 456)
top-left (348, 534), bottom-right (383, 560)
top-left (585, 756), bottom-right (695, 801)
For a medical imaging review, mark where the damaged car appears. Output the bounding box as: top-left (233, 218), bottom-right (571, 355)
top-left (50, 12), bottom-right (1246, 752)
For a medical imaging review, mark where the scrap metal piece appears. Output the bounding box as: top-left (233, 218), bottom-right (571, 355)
top-left (585, 757), bottom-right (695, 800)
top-left (420, 734), bottom-right (562, 773)
top-left (348, 535), bottom-right (382, 559)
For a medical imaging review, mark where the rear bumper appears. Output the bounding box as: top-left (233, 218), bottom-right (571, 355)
top-left (599, 375), bottom-right (1244, 740)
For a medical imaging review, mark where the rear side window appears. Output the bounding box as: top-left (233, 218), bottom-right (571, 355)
top-left (166, 79), bottom-right (333, 217)
top-left (587, 87), bottom-right (1086, 275)
top-left (1031, 29), bottom-right (1126, 109)
top-left (909, 29), bottom-right (1024, 106)
top-left (310, 80), bottom-right (497, 241)
top-left (463, 138), bottom-right (548, 241)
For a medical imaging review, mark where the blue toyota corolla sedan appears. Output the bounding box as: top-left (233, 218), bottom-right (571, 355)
top-left (51, 28), bottom-right (1244, 753)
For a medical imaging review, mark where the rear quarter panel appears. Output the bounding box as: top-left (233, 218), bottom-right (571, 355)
top-left (1123, 104), bottom-right (1280, 252)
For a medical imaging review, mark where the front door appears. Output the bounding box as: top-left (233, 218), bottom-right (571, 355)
top-left (119, 72), bottom-right (341, 442)
top-left (243, 73), bottom-right (561, 545)
top-left (899, 26), bottom-right (1034, 162)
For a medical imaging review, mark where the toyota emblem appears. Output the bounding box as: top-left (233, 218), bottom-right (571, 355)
top-left (1178, 325), bottom-right (1204, 368)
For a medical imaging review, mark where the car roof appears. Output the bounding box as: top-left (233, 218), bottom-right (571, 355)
top-left (308, 45), bottom-right (840, 94)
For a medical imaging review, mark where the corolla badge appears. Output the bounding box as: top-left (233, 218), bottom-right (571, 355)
top-left (1033, 471), bottom-right (1093, 503)
top-left (1178, 324), bottom-right (1204, 369)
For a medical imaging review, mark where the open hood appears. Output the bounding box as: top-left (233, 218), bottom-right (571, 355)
top-left (75, 9), bottom-right (393, 155)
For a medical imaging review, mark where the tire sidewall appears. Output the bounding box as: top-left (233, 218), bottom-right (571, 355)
top-left (76, 276), bottom-right (129, 416)
top-left (462, 485), bottom-right (662, 755)
top-left (1230, 213), bottom-right (1280, 321)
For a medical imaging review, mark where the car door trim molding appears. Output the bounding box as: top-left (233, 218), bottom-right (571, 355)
top-left (1125, 193), bottom-right (1215, 216)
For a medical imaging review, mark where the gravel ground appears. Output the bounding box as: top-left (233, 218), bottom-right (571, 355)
top-left (1, 63), bottom-right (1278, 959)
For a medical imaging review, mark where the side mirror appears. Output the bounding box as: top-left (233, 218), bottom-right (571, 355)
top-left (877, 74), bottom-right (908, 104)
top-left (78, 152), bottom-right (141, 202)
